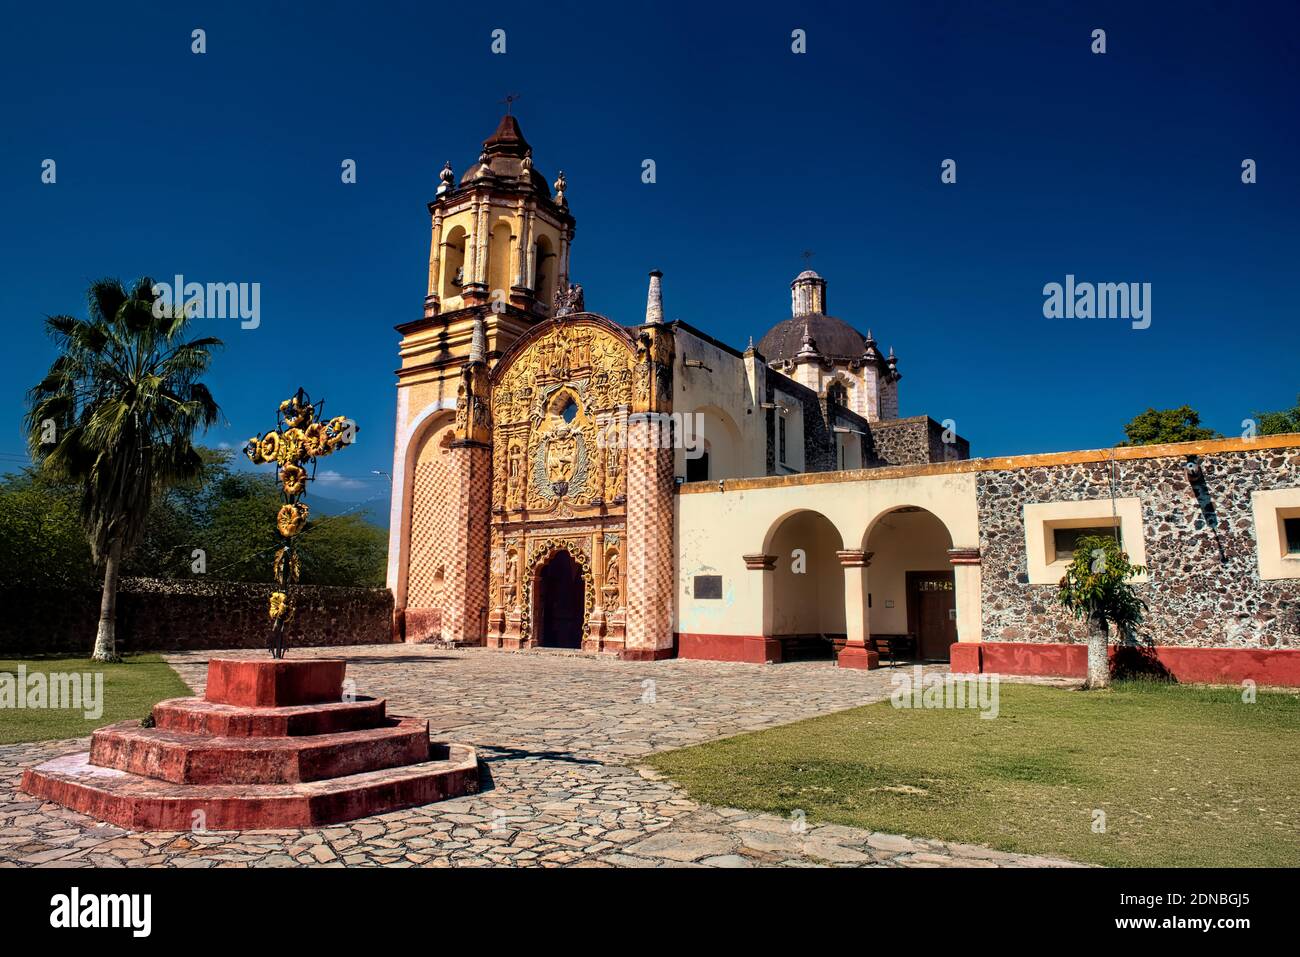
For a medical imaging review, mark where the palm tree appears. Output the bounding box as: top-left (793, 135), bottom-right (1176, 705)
top-left (25, 278), bottom-right (221, 661)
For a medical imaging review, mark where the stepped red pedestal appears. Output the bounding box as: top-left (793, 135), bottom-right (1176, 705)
top-left (21, 657), bottom-right (479, 830)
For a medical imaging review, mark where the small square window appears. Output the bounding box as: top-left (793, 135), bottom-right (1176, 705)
top-left (1285, 517), bottom-right (1300, 556)
top-left (1053, 526), bottom-right (1121, 562)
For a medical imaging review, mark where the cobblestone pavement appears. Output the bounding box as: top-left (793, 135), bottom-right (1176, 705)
top-left (0, 645), bottom-right (1085, 868)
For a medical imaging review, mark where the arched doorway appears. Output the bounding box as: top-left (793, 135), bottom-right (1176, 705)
top-left (535, 550), bottom-right (585, 648)
top-left (766, 509), bottom-right (845, 660)
top-left (864, 507), bottom-right (956, 661)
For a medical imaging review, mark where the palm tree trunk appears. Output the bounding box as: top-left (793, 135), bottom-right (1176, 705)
top-left (92, 540), bottom-right (122, 662)
top-left (1085, 613), bottom-right (1110, 689)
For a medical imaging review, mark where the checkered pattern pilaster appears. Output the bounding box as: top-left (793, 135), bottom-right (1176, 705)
top-left (441, 441), bottom-right (491, 645)
top-left (624, 424), bottom-right (675, 654)
top-left (406, 427), bottom-right (490, 645)
top-left (407, 427), bottom-right (456, 641)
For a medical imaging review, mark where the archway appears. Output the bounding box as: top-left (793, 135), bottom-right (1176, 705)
top-left (440, 225), bottom-right (467, 302)
top-left (534, 550), bottom-right (585, 649)
top-left (766, 509), bottom-right (845, 660)
top-left (403, 413), bottom-right (457, 641)
top-left (864, 507), bottom-right (955, 661)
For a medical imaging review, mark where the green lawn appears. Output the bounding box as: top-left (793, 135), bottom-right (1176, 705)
top-left (0, 654), bottom-right (192, 745)
top-left (644, 680), bottom-right (1300, 867)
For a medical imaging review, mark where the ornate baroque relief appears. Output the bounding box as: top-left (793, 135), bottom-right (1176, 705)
top-left (491, 317), bottom-right (637, 515)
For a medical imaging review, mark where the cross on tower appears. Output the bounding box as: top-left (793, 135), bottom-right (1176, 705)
top-left (500, 93), bottom-right (521, 115)
top-left (801, 250), bottom-right (815, 268)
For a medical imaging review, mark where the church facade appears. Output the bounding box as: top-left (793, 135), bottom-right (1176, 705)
top-left (386, 115), bottom-right (1300, 685)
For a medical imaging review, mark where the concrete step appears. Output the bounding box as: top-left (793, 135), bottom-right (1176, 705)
top-left (89, 716), bottom-right (431, 785)
top-left (22, 742), bottom-right (479, 830)
top-left (152, 695), bottom-right (388, 738)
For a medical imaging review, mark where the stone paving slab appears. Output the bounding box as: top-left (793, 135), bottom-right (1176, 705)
top-left (0, 645), bottom-right (1085, 868)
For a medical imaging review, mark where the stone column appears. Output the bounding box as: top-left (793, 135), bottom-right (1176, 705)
top-left (425, 212), bottom-right (443, 317)
top-left (512, 206), bottom-right (534, 308)
top-left (836, 549), bottom-right (878, 669)
top-left (557, 227), bottom-right (572, 293)
top-left (948, 547), bottom-right (983, 673)
top-left (588, 528), bottom-right (606, 649)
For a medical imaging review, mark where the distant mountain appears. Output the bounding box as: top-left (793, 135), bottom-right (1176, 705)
top-left (307, 491), bottom-right (391, 530)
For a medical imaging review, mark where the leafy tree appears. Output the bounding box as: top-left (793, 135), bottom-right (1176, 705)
top-left (0, 470), bottom-right (95, 590)
top-left (24, 278), bottom-right (221, 660)
top-left (1252, 394), bottom-right (1300, 436)
top-left (297, 513), bottom-right (388, 587)
top-left (0, 446), bottom-right (388, 596)
top-left (1118, 406), bottom-right (1220, 447)
top-left (1057, 535), bottom-right (1147, 689)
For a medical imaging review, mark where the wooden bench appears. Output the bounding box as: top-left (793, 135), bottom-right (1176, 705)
top-left (870, 634), bottom-right (917, 665)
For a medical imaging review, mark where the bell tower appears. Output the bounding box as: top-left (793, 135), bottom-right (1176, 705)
top-left (388, 112), bottom-right (577, 645)
top-left (423, 112), bottom-right (575, 327)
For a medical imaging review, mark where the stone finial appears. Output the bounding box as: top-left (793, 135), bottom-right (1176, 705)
top-left (477, 150), bottom-right (492, 178)
top-left (469, 317), bottom-right (487, 364)
top-left (437, 160), bottom-right (455, 194)
top-left (553, 170), bottom-right (567, 207)
top-left (645, 269), bottom-right (664, 325)
top-left (796, 321), bottom-right (821, 360)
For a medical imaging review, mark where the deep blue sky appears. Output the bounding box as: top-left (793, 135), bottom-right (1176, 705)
top-left (2, 1), bottom-right (1297, 503)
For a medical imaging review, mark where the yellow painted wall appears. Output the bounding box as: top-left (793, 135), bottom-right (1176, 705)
top-left (675, 470), bottom-right (978, 637)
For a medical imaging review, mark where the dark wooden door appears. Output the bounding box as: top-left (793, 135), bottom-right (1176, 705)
top-left (907, 571), bottom-right (958, 661)
top-left (537, 552), bottom-right (584, 649)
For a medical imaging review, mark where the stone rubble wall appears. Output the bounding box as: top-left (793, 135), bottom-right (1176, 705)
top-left (0, 577), bottom-right (396, 656)
top-left (868, 416), bottom-right (971, 467)
top-left (978, 447), bottom-right (1300, 648)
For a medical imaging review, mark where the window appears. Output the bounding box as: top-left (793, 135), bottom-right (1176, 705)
top-left (1053, 526), bottom-right (1121, 562)
top-left (686, 450), bottom-right (709, 482)
top-left (827, 382), bottom-right (848, 408)
top-left (778, 416), bottom-right (787, 465)
top-left (1023, 499), bottom-right (1146, 585)
top-left (1249, 489), bottom-right (1300, 580)
top-left (560, 399), bottom-right (578, 423)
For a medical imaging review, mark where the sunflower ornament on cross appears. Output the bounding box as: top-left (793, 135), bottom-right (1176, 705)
top-left (243, 388), bottom-right (358, 658)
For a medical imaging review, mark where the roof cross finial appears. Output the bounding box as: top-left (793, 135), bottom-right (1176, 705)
top-left (500, 93), bottom-right (521, 115)
top-left (801, 249), bottom-right (814, 267)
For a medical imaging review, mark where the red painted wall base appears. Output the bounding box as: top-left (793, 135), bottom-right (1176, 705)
top-left (676, 633), bottom-right (783, 664)
top-left (951, 642), bottom-right (1300, 687)
top-left (621, 647), bottom-right (676, 662)
top-left (835, 645), bottom-right (880, 670)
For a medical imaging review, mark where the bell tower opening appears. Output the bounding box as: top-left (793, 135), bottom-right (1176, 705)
top-left (535, 550), bottom-right (585, 649)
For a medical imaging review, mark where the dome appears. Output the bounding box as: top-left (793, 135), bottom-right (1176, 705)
top-left (757, 314), bottom-right (868, 362)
